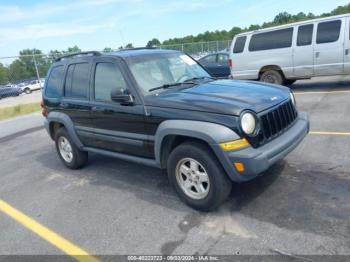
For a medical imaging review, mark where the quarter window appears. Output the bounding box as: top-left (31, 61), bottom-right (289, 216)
top-left (297, 24), bottom-right (313, 46)
top-left (65, 63), bottom-right (90, 99)
top-left (217, 54), bottom-right (229, 63)
top-left (249, 28), bottom-right (293, 51)
top-left (94, 63), bottom-right (127, 102)
top-left (45, 65), bottom-right (64, 98)
top-left (201, 55), bottom-right (216, 64)
top-left (233, 36), bottom-right (246, 53)
top-left (316, 20), bottom-right (341, 44)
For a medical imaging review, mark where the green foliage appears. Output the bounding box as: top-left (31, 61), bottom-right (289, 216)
top-left (156, 4), bottom-right (350, 46)
top-left (146, 38), bottom-right (161, 48)
top-left (103, 47), bottom-right (114, 53)
top-left (0, 102), bottom-right (41, 121)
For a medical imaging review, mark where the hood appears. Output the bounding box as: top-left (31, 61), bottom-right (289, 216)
top-left (144, 79), bottom-right (290, 116)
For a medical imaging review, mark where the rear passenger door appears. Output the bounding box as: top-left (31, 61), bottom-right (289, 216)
top-left (61, 59), bottom-right (94, 147)
top-left (314, 18), bottom-right (344, 76)
top-left (293, 24), bottom-right (314, 77)
top-left (89, 57), bottom-right (151, 158)
top-left (343, 16), bottom-right (350, 74)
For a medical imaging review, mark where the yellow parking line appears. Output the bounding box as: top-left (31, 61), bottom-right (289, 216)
top-left (309, 131), bottom-right (350, 136)
top-left (294, 90), bottom-right (350, 95)
top-left (0, 199), bottom-right (100, 262)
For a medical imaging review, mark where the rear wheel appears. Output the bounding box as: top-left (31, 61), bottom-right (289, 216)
top-left (24, 88), bottom-right (31, 94)
top-left (55, 127), bottom-right (88, 169)
top-left (260, 70), bottom-right (284, 85)
top-left (167, 142), bottom-right (232, 211)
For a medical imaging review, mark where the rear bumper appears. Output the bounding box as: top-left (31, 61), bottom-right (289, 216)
top-left (213, 112), bottom-right (309, 182)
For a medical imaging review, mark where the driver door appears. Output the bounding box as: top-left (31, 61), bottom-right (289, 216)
top-left (88, 57), bottom-right (152, 158)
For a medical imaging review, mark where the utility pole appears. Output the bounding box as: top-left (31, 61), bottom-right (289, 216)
top-left (32, 51), bottom-right (41, 88)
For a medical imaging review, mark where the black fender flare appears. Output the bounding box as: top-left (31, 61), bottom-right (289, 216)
top-left (45, 112), bottom-right (84, 149)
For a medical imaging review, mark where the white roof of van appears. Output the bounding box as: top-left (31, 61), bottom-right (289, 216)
top-left (234, 13), bottom-right (349, 37)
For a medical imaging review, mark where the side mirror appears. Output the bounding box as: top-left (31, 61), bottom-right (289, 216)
top-left (110, 89), bottom-right (134, 105)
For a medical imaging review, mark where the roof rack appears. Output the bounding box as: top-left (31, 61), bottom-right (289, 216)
top-left (54, 51), bottom-right (101, 62)
top-left (117, 47), bottom-right (157, 52)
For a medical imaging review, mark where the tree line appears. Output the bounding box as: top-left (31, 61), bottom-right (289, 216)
top-left (146, 3), bottom-right (350, 47)
top-left (1, 3), bottom-right (350, 85)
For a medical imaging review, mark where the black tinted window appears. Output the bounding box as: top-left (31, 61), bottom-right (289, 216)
top-left (249, 28), bottom-right (293, 51)
top-left (233, 36), bottom-right (246, 53)
top-left (94, 63), bottom-right (127, 101)
top-left (45, 65), bottom-right (64, 98)
top-left (65, 63), bottom-right (89, 99)
top-left (297, 24), bottom-right (313, 46)
top-left (316, 20), bottom-right (341, 44)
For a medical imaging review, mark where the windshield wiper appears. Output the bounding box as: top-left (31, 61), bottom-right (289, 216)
top-left (148, 82), bottom-right (195, 92)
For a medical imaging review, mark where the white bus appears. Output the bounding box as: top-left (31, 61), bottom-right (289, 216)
top-left (229, 14), bottom-right (350, 85)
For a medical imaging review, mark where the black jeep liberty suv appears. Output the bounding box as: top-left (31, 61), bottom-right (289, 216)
top-left (42, 49), bottom-right (309, 211)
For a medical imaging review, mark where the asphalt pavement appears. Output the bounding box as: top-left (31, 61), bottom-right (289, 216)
top-left (0, 76), bottom-right (349, 259)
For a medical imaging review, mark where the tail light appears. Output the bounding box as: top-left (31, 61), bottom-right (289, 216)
top-left (40, 100), bottom-right (48, 117)
top-left (228, 59), bottom-right (233, 68)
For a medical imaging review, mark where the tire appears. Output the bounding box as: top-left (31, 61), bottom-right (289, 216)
top-left (260, 70), bottom-right (284, 85)
top-left (284, 79), bottom-right (296, 86)
top-left (54, 127), bottom-right (88, 169)
top-left (167, 142), bottom-right (232, 211)
top-left (24, 88), bottom-right (31, 94)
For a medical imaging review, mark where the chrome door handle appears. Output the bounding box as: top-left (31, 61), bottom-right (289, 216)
top-left (315, 52), bottom-right (320, 58)
top-left (91, 106), bottom-right (104, 112)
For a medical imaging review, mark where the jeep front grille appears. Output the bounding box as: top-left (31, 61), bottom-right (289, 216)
top-left (249, 99), bottom-right (298, 147)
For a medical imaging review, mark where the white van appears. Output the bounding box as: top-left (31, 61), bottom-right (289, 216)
top-left (229, 14), bottom-right (350, 85)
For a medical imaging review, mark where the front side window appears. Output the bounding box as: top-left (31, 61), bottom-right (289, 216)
top-left (316, 20), bottom-right (341, 44)
top-left (94, 63), bottom-right (127, 101)
top-left (45, 65), bottom-right (64, 98)
top-left (297, 24), bottom-right (313, 46)
top-left (249, 28), bottom-right (293, 51)
top-left (65, 63), bottom-right (90, 99)
top-left (127, 53), bottom-right (210, 93)
top-left (200, 55), bottom-right (216, 64)
top-left (233, 36), bottom-right (246, 53)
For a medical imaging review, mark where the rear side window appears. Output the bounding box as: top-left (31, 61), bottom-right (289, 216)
top-left (217, 54), bottom-right (229, 63)
top-left (249, 28), bottom-right (293, 51)
top-left (297, 24), bottom-right (313, 46)
top-left (200, 55), bottom-right (216, 63)
top-left (65, 63), bottom-right (90, 99)
top-left (233, 36), bottom-right (246, 53)
top-left (94, 63), bottom-right (127, 102)
top-left (316, 20), bottom-right (341, 44)
top-left (45, 65), bottom-right (64, 98)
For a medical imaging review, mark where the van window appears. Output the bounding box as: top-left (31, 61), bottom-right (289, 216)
top-left (45, 65), bottom-right (64, 98)
top-left (249, 28), bottom-right (293, 51)
top-left (316, 20), bottom-right (341, 44)
top-left (297, 24), bottom-right (313, 46)
top-left (94, 63), bottom-right (127, 102)
top-left (233, 36), bottom-right (246, 53)
top-left (65, 63), bottom-right (90, 99)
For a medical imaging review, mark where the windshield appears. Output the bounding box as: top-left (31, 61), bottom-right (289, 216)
top-left (126, 52), bottom-right (210, 93)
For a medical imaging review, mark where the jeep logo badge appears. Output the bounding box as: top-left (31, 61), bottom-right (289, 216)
top-left (270, 96), bottom-right (278, 101)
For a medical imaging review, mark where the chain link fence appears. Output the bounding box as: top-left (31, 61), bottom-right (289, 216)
top-left (159, 40), bottom-right (232, 59)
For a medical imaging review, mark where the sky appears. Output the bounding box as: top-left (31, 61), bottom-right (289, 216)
top-left (0, 0), bottom-right (349, 60)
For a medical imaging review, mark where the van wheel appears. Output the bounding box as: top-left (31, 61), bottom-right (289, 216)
top-left (55, 127), bottom-right (88, 169)
top-left (260, 70), bottom-right (284, 85)
top-left (167, 142), bottom-right (232, 211)
top-left (24, 88), bottom-right (31, 94)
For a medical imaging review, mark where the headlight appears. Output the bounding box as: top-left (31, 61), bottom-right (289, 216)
top-left (240, 112), bottom-right (257, 135)
top-left (290, 92), bottom-right (296, 106)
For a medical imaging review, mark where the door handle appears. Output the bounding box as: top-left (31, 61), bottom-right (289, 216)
top-left (91, 106), bottom-right (104, 112)
top-left (59, 102), bottom-right (69, 108)
top-left (345, 49), bottom-right (350, 56)
top-left (315, 52), bottom-right (320, 58)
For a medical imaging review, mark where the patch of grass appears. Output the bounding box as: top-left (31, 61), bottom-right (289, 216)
top-left (0, 103), bottom-right (41, 121)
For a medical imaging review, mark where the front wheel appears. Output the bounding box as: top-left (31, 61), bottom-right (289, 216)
top-left (260, 70), bottom-right (284, 85)
top-left (167, 142), bottom-right (232, 211)
top-left (24, 88), bottom-right (31, 94)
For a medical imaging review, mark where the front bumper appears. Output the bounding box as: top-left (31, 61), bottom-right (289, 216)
top-left (213, 112), bottom-right (309, 182)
